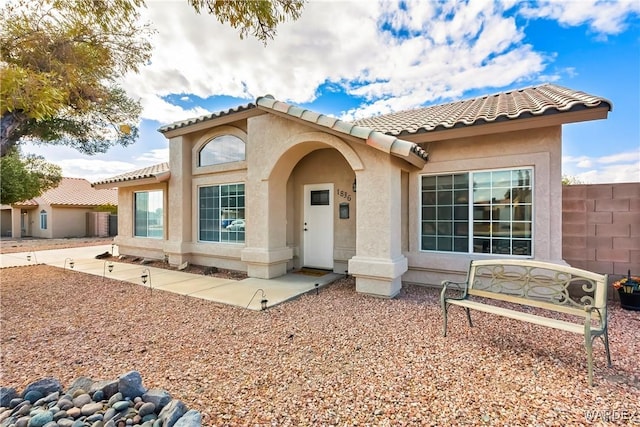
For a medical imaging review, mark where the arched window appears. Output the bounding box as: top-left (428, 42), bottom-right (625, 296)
top-left (198, 135), bottom-right (245, 167)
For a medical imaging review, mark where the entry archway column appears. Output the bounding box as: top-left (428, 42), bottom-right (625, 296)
top-left (348, 162), bottom-right (407, 297)
top-left (240, 167), bottom-right (293, 279)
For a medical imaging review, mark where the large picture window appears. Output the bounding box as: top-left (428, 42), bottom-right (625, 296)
top-left (198, 135), bottom-right (245, 167)
top-left (134, 191), bottom-right (163, 238)
top-left (421, 168), bottom-right (533, 256)
top-left (199, 183), bottom-right (245, 243)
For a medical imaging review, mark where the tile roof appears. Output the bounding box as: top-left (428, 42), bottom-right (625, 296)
top-left (92, 162), bottom-right (170, 186)
top-left (159, 103), bottom-right (256, 133)
top-left (352, 84), bottom-right (612, 136)
top-left (256, 95), bottom-right (429, 166)
top-left (98, 83), bottom-right (611, 185)
top-left (14, 177), bottom-right (118, 207)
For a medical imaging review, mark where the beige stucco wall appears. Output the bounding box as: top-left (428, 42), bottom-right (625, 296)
top-left (0, 210), bottom-right (11, 236)
top-left (402, 125), bottom-right (563, 286)
top-left (28, 208), bottom-right (51, 239)
top-left (49, 207), bottom-right (93, 238)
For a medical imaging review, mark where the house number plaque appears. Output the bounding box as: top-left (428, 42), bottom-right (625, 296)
top-left (336, 188), bottom-right (352, 201)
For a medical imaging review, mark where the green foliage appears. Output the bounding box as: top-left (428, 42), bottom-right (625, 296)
top-left (0, 0), bottom-right (153, 155)
top-left (94, 203), bottom-right (118, 214)
top-left (562, 175), bottom-right (585, 185)
top-left (0, 149), bottom-right (62, 204)
top-left (188, 0), bottom-right (305, 43)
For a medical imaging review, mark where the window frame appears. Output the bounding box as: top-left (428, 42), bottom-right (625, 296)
top-left (419, 167), bottom-right (534, 256)
top-left (198, 182), bottom-right (246, 244)
top-left (134, 190), bottom-right (164, 239)
top-left (39, 210), bottom-right (47, 230)
top-left (197, 134), bottom-right (246, 167)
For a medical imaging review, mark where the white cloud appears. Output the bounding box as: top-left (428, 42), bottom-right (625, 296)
top-left (123, 0), bottom-right (551, 123)
top-left (563, 150), bottom-right (640, 183)
top-left (53, 159), bottom-right (140, 182)
top-left (520, 0), bottom-right (640, 35)
top-left (135, 148), bottom-right (169, 164)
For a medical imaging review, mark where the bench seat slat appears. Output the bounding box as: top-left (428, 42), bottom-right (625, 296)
top-left (469, 289), bottom-right (590, 318)
top-left (446, 299), bottom-right (603, 334)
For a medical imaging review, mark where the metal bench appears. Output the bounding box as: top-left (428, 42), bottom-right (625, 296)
top-left (440, 259), bottom-right (611, 386)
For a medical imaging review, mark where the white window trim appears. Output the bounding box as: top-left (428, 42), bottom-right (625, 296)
top-left (192, 126), bottom-right (248, 175)
top-left (197, 182), bottom-right (246, 244)
top-left (133, 190), bottom-right (164, 239)
top-left (419, 167), bottom-right (534, 257)
top-left (39, 210), bottom-right (47, 230)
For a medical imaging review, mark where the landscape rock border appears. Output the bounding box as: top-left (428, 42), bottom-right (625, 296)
top-left (0, 371), bottom-right (201, 427)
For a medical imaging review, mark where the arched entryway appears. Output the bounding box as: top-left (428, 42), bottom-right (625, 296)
top-left (240, 131), bottom-right (362, 279)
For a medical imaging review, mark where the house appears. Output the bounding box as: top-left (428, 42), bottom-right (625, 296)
top-left (1, 177), bottom-right (118, 238)
top-left (93, 84), bottom-right (611, 297)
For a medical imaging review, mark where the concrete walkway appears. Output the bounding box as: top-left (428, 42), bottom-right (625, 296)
top-left (0, 245), bottom-right (343, 310)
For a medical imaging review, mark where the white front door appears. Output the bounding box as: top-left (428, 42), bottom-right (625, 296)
top-left (303, 183), bottom-right (334, 269)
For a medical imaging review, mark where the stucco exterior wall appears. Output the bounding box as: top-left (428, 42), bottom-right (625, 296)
top-left (0, 210), bottom-right (11, 236)
top-left (49, 207), bottom-right (92, 238)
top-left (402, 126), bottom-right (563, 286)
top-left (28, 208), bottom-right (52, 239)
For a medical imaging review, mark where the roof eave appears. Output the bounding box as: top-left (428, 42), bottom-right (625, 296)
top-left (399, 106), bottom-right (611, 143)
top-left (160, 109), bottom-right (264, 139)
top-left (257, 104), bottom-right (427, 166)
top-left (93, 176), bottom-right (164, 189)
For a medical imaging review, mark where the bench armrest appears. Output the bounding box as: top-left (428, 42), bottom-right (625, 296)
top-left (440, 280), bottom-right (469, 301)
top-left (584, 305), bottom-right (607, 330)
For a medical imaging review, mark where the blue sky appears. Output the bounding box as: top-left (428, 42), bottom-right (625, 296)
top-left (24, 0), bottom-right (640, 183)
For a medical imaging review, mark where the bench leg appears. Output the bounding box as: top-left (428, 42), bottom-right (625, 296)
top-left (602, 329), bottom-right (612, 367)
top-left (442, 303), bottom-right (449, 337)
top-left (465, 307), bottom-right (473, 328)
top-left (585, 336), bottom-right (594, 387)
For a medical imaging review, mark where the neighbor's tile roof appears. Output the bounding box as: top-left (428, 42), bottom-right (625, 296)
top-left (92, 162), bottom-right (170, 186)
top-left (352, 84), bottom-right (612, 136)
top-left (14, 177), bottom-right (118, 207)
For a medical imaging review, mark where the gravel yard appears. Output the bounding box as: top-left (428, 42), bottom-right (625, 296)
top-left (0, 237), bottom-right (114, 254)
top-left (1, 261), bottom-right (639, 425)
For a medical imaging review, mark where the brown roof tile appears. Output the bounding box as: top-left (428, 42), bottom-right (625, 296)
top-left (256, 95), bottom-right (428, 166)
top-left (101, 84), bottom-right (610, 184)
top-left (158, 104), bottom-right (256, 133)
top-left (352, 83), bottom-right (612, 136)
top-left (14, 178), bottom-right (118, 207)
top-left (92, 162), bottom-right (170, 186)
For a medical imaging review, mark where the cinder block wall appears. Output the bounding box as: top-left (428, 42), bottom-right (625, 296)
top-left (563, 183), bottom-right (640, 281)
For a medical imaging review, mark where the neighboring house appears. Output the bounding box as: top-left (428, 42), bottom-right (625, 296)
top-left (93, 84), bottom-right (611, 297)
top-left (1, 177), bottom-right (118, 238)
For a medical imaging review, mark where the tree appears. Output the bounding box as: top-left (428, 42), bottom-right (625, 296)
top-left (0, 149), bottom-right (62, 205)
top-left (0, 0), bottom-right (305, 157)
top-left (188, 0), bottom-right (305, 43)
top-left (0, 0), bottom-right (154, 157)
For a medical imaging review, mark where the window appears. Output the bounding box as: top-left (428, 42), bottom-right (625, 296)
top-left (421, 168), bottom-right (533, 256)
top-left (310, 190), bottom-right (330, 205)
top-left (40, 210), bottom-right (47, 230)
top-left (199, 183), bottom-right (245, 243)
top-left (134, 191), bottom-right (163, 238)
top-left (198, 135), bottom-right (245, 166)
